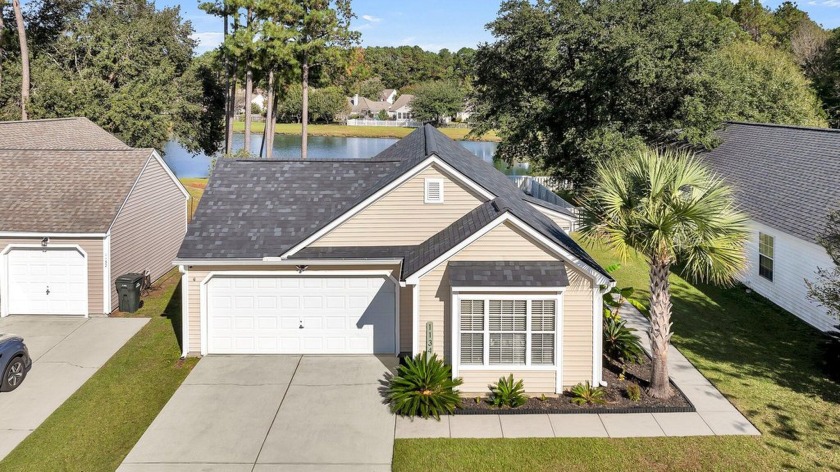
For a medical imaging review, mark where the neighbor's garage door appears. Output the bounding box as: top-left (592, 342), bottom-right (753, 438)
top-left (6, 247), bottom-right (88, 315)
top-left (207, 276), bottom-right (396, 354)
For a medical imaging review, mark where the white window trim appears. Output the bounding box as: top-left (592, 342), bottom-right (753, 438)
top-left (424, 178), bottom-right (445, 204)
top-left (758, 232), bottom-right (774, 282)
top-left (451, 292), bottom-right (564, 393)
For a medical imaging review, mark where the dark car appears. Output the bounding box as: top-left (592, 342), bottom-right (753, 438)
top-left (0, 333), bottom-right (31, 392)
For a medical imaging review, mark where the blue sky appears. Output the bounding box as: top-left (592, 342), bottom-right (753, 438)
top-left (20, 0), bottom-right (840, 54)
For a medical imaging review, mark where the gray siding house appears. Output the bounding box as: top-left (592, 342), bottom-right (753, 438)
top-left (0, 117), bottom-right (188, 316)
top-left (704, 122), bottom-right (840, 331)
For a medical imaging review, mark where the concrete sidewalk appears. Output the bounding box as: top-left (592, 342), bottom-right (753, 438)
top-left (0, 316), bottom-right (148, 459)
top-left (396, 305), bottom-right (759, 439)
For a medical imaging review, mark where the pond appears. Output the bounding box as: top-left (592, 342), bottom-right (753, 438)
top-left (162, 133), bottom-right (499, 178)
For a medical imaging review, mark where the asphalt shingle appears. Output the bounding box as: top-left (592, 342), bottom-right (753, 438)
top-left (704, 122), bottom-right (840, 243)
top-left (0, 117), bottom-right (151, 233)
top-left (448, 261), bottom-right (570, 287)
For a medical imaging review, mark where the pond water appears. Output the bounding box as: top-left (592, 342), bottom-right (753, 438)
top-left (162, 132), bottom-right (499, 178)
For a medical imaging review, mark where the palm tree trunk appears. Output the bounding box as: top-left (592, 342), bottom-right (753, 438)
top-left (264, 69), bottom-right (276, 159)
top-left (648, 258), bottom-right (674, 399)
top-left (243, 7), bottom-right (253, 154)
top-left (12, 0), bottom-right (29, 120)
top-left (301, 52), bottom-right (309, 160)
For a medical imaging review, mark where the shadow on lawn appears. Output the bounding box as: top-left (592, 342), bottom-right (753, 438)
top-left (161, 281), bottom-right (184, 351)
top-left (669, 278), bottom-right (839, 405)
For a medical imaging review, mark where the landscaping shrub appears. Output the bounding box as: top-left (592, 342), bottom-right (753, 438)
top-left (489, 374), bottom-right (527, 408)
top-left (386, 352), bottom-right (462, 419)
top-left (625, 383), bottom-right (641, 402)
top-left (603, 316), bottom-right (644, 365)
top-left (570, 381), bottom-right (607, 405)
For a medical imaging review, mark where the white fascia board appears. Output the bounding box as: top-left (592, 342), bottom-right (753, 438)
top-left (279, 154), bottom-right (496, 259)
top-left (174, 258), bottom-right (403, 266)
top-left (151, 150), bottom-right (190, 199)
top-left (528, 201), bottom-right (576, 221)
top-left (452, 286), bottom-right (568, 293)
top-left (0, 232), bottom-right (107, 238)
top-left (404, 212), bottom-right (612, 287)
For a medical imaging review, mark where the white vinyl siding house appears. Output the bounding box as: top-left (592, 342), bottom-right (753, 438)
top-left (740, 220), bottom-right (836, 332)
top-left (704, 122), bottom-right (840, 333)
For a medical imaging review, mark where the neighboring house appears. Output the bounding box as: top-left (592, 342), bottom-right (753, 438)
top-left (351, 96), bottom-right (392, 117)
top-left (379, 88), bottom-right (397, 104)
top-left (176, 125), bottom-right (610, 394)
top-left (349, 90), bottom-right (415, 120)
top-left (0, 117), bottom-right (189, 317)
top-left (251, 92), bottom-right (266, 113)
top-left (704, 122), bottom-right (840, 332)
top-left (389, 94), bottom-right (415, 120)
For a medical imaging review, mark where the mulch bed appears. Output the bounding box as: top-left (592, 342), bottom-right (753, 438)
top-left (456, 356), bottom-right (693, 414)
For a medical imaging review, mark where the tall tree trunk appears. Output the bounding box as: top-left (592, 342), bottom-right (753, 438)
top-left (0, 4), bottom-right (5, 93)
top-left (264, 69), bottom-right (276, 159)
top-left (301, 52), bottom-right (309, 160)
top-left (243, 7), bottom-right (253, 154)
top-left (648, 258), bottom-right (674, 399)
top-left (12, 0), bottom-right (29, 120)
top-left (226, 8), bottom-right (239, 155)
top-left (223, 9), bottom-right (230, 154)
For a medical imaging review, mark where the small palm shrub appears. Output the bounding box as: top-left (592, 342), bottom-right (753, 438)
top-left (625, 383), bottom-right (642, 402)
top-left (570, 381), bottom-right (606, 405)
top-left (490, 374), bottom-right (527, 408)
top-left (603, 316), bottom-right (644, 365)
top-left (386, 352), bottom-right (463, 419)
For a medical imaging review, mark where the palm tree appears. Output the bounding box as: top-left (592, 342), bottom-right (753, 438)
top-left (579, 147), bottom-right (748, 399)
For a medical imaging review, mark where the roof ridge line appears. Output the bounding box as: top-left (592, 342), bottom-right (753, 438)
top-left (424, 124), bottom-right (438, 156)
top-left (725, 121), bottom-right (840, 134)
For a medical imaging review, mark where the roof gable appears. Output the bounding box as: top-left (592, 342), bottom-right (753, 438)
top-left (0, 149), bottom-right (152, 233)
top-left (0, 117), bottom-right (129, 150)
top-left (704, 122), bottom-right (840, 243)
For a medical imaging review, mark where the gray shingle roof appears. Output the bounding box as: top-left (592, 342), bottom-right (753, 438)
top-left (291, 245), bottom-right (413, 260)
top-left (0, 117), bottom-right (130, 150)
top-left (177, 159), bottom-right (401, 259)
top-left (704, 122), bottom-right (840, 244)
top-left (179, 125), bottom-right (611, 281)
top-left (448, 261), bottom-right (570, 287)
top-left (0, 149), bottom-right (153, 233)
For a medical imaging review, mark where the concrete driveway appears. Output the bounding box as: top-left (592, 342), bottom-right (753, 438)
top-left (120, 355), bottom-right (398, 472)
top-left (0, 315), bottom-right (148, 459)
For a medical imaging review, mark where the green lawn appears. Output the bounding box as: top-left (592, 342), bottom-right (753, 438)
top-left (0, 271), bottom-right (198, 472)
top-left (394, 240), bottom-right (840, 471)
top-left (232, 121), bottom-right (500, 141)
top-left (180, 177), bottom-right (207, 220)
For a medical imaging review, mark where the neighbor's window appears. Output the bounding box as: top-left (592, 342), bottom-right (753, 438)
top-left (759, 233), bottom-right (774, 281)
top-left (459, 298), bottom-right (556, 366)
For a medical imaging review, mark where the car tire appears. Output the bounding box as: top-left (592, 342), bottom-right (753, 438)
top-left (1, 356), bottom-right (27, 392)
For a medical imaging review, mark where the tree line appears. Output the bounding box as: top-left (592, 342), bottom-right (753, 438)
top-left (471, 0), bottom-right (840, 186)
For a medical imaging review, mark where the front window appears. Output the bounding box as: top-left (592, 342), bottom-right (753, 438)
top-left (459, 298), bottom-right (557, 366)
top-left (759, 233), bottom-right (774, 281)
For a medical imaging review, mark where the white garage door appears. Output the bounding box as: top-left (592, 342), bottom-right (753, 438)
top-left (207, 276), bottom-right (396, 354)
top-left (6, 247), bottom-right (88, 315)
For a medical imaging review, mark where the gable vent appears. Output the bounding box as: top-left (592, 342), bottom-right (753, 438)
top-left (424, 178), bottom-right (444, 204)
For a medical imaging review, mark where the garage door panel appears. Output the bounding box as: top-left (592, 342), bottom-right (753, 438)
top-left (207, 276), bottom-right (396, 354)
top-left (6, 247), bottom-right (87, 316)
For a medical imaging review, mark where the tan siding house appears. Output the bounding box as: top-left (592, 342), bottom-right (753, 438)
top-left (176, 125), bottom-right (611, 394)
top-left (311, 164), bottom-right (485, 247)
top-left (109, 157), bottom-right (189, 310)
top-left (0, 118), bottom-right (188, 317)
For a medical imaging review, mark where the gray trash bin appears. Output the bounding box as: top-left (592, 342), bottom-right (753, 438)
top-left (116, 273), bottom-right (144, 313)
